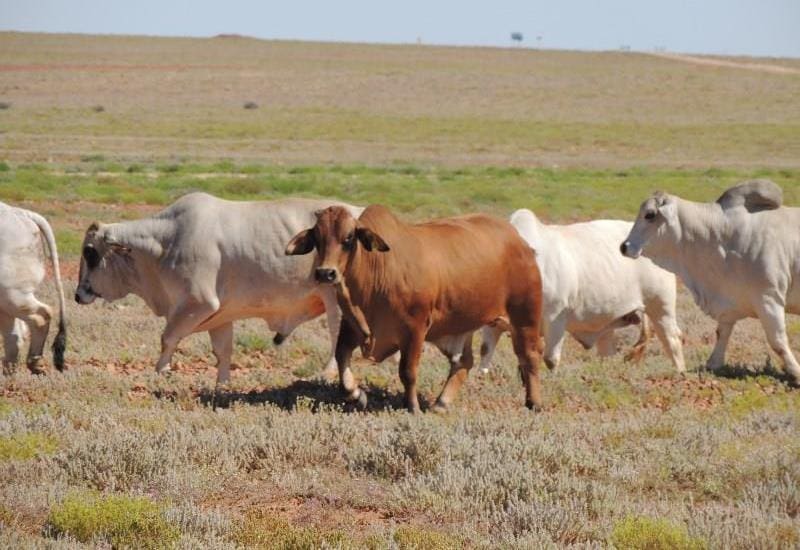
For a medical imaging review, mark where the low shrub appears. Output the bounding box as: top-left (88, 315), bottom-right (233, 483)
top-left (611, 516), bottom-right (706, 550)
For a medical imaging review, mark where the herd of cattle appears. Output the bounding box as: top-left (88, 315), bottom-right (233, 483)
top-left (2, 179), bottom-right (799, 412)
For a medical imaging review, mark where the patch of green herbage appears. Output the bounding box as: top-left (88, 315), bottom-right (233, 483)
top-left (47, 491), bottom-right (179, 548)
top-left (232, 509), bottom-right (351, 549)
top-left (2, 162), bottom-right (798, 257)
top-left (611, 516), bottom-right (706, 550)
top-left (0, 432), bottom-right (58, 461)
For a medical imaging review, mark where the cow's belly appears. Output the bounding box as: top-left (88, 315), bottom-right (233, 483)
top-left (563, 297), bottom-right (644, 335)
top-left (194, 292), bottom-right (325, 332)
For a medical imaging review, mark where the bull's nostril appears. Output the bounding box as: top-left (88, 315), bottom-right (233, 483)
top-left (74, 293), bottom-right (80, 303)
top-left (315, 268), bottom-right (337, 283)
top-left (620, 242), bottom-right (628, 255)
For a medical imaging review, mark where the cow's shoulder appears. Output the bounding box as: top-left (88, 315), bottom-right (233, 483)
top-left (717, 179), bottom-right (782, 213)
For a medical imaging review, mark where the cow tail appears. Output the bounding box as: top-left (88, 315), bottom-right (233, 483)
top-left (28, 211), bottom-right (67, 370)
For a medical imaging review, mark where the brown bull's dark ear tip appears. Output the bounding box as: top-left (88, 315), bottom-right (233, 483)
top-left (285, 229), bottom-right (315, 256)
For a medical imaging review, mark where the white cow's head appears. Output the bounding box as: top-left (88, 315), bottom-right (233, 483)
top-left (620, 191), bottom-right (677, 259)
top-left (75, 222), bottom-right (134, 304)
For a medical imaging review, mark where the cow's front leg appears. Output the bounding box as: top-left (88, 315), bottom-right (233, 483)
top-left (756, 299), bottom-right (800, 385)
top-left (335, 321), bottom-right (366, 409)
top-left (399, 331), bottom-right (425, 413)
top-left (433, 332), bottom-right (474, 412)
top-left (209, 323), bottom-right (233, 384)
top-left (319, 288), bottom-right (342, 380)
top-left (511, 325), bottom-right (543, 411)
top-left (706, 319), bottom-right (735, 371)
top-left (156, 300), bottom-right (219, 375)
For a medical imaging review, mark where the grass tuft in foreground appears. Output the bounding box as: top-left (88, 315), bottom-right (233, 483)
top-left (47, 491), bottom-right (179, 548)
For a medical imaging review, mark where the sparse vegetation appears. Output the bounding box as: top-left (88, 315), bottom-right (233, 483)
top-left (0, 31), bottom-right (798, 549)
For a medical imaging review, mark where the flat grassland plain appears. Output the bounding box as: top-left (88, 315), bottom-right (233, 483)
top-left (1, 32), bottom-right (800, 548)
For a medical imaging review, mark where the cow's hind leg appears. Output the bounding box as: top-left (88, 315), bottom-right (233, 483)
top-left (433, 332), bottom-right (474, 412)
top-left (543, 313), bottom-right (567, 370)
top-left (399, 331), bottom-right (425, 414)
top-left (479, 325), bottom-right (502, 374)
top-left (707, 320), bottom-right (736, 372)
top-left (209, 323), bottom-right (234, 384)
top-left (3, 292), bottom-right (53, 375)
top-left (647, 307), bottom-right (685, 373)
top-left (0, 312), bottom-right (23, 375)
top-left (156, 299), bottom-right (219, 375)
top-left (756, 299), bottom-right (800, 385)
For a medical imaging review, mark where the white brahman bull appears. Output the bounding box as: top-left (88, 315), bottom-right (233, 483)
top-left (75, 192), bottom-right (362, 383)
top-left (0, 202), bottom-right (67, 374)
top-left (481, 208), bottom-right (684, 373)
top-left (621, 179), bottom-right (800, 385)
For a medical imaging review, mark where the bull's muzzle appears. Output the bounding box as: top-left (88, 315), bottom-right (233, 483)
top-left (315, 267), bottom-right (338, 284)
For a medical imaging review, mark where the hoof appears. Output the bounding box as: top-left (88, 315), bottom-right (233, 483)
top-left (787, 376), bottom-right (800, 389)
top-left (27, 357), bottom-right (47, 375)
top-left (346, 390), bottom-right (368, 411)
top-left (273, 332), bottom-right (286, 346)
top-left (2, 362), bottom-right (18, 376)
top-left (544, 357), bottom-right (557, 371)
top-left (525, 400), bottom-right (543, 412)
top-left (478, 367), bottom-right (490, 375)
top-left (431, 400), bottom-right (450, 414)
top-left (156, 366), bottom-right (171, 376)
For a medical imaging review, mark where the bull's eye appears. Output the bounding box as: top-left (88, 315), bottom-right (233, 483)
top-left (644, 211), bottom-right (656, 221)
top-left (342, 233), bottom-right (355, 250)
top-left (83, 246), bottom-right (100, 269)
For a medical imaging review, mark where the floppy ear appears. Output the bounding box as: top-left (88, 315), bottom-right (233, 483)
top-left (356, 227), bottom-right (390, 252)
top-left (102, 232), bottom-right (131, 255)
top-left (285, 229), bottom-right (316, 255)
top-left (87, 221), bottom-right (100, 235)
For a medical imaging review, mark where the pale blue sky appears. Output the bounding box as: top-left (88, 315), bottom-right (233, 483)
top-left (2, 0), bottom-right (799, 58)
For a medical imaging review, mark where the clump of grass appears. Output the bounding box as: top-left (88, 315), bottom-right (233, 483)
top-left (393, 525), bottom-right (463, 549)
top-left (347, 423), bottom-right (444, 480)
top-left (0, 433), bottom-right (58, 461)
top-left (47, 491), bottom-right (179, 548)
top-left (243, 101), bottom-right (258, 110)
top-left (236, 332), bottom-right (271, 353)
top-left (0, 161), bottom-right (9, 172)
top-left (610, 516), bottom-right (706, 550)
top-left (232, 509), bottom-right (349, 549)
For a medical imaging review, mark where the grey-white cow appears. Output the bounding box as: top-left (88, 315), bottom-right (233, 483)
top-left (0, 202), bottom-right (67, 374)
top-left (621, 179), bottom-right (800, 385)
top-left (75, 192), bottom-right (362, 383)
top-left (480, 208), bottom-right (684, 374)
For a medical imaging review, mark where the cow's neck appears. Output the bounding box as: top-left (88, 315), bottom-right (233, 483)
top-left (105, 219), bottom-right (174, 316)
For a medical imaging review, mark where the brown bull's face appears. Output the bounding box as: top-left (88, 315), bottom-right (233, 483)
top-left (620, 192), bottom-right (673, 259)
top-left (285, 206), bottom-right (390, 285)
top-left (75, 222), bottom-right (132, 304)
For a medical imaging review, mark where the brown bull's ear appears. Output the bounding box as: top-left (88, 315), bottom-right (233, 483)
top-left (87, 222), bottom-right (100, 234)
top-left (356, 227), bottom-right (390, 252)
top-left (285, 229), bottom-right (316, 255)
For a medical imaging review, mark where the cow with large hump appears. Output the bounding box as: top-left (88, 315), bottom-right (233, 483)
top-left (621, 179), bottom-right (800, 385)
top-left (480, 208), bottom-right (685, 374)
top-left (286, 204), bottom-right (544, 413)
top-left (75, 192), bottom-right (363, 383)
top-left (0, 202), bottom-right (67, 374)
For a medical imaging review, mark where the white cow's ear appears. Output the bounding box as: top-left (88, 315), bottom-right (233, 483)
top-left (659, 200), bottom-right (678, 225)
top-left (109, 243), bottom-right (132, 255)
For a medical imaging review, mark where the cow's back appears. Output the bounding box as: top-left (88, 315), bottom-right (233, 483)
top-left (356, 206), bottom-right (540, 340)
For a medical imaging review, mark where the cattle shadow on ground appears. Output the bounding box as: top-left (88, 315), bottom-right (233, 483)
top-left (195, 380), bottom-right (421, 413)
top-left (709, 360), bottom-right (797, 385)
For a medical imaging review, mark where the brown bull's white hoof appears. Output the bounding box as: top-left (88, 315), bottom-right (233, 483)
top-left (345, 388), bottom-right (368, 411)
top-left (431, 400), bottom-right (451, 414)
